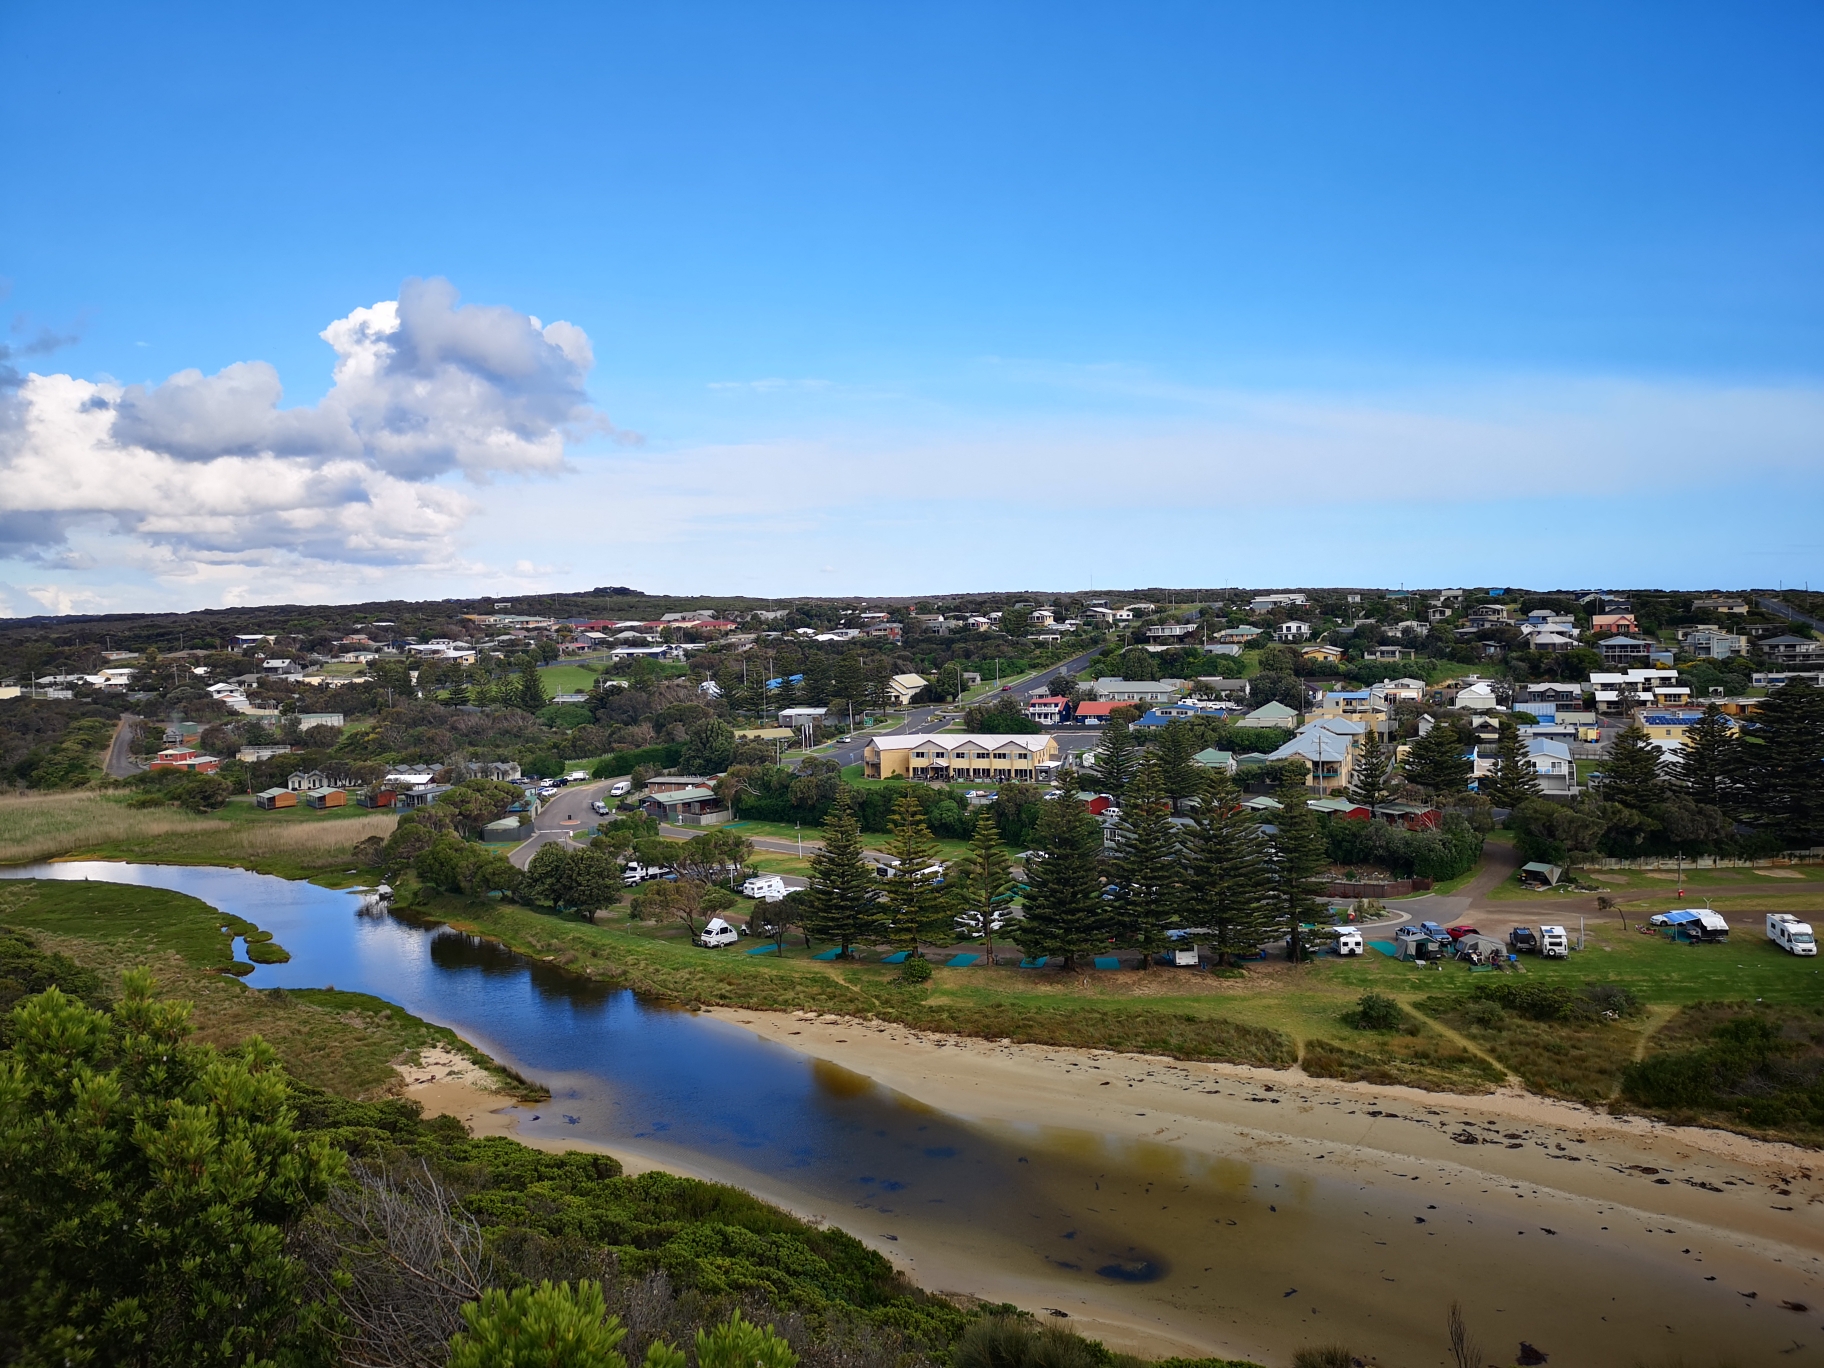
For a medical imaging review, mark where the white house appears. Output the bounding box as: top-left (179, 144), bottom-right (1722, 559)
top-left (1455, 682), bottom-right (1499, 711)
top-left (1275, 620), bottom-right (1312, 642)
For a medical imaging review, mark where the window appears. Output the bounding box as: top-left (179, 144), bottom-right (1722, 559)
top-left (1016, 752), bottom-right (1029, 760)
top-left (993, 752), bottom-right (1008, 759)
top-left (914, 751), bottom-right (927, 759)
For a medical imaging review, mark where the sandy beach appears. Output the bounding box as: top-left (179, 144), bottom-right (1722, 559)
top-left (397, 1014), bottom-right (1824, 1365)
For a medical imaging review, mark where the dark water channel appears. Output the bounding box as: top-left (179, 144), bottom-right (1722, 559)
top-left (7, 862), bottom-right (1818, 1366)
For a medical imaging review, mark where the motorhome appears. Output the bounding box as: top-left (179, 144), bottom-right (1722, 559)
top-left (1766, 913), bottom-right (1817, 956)
top-left (1538, 925), bottom-right (1570, 958)
top-left (742, 874), bottom-right (789, 902)
top-left (622, 862), bottom-right (671, 886)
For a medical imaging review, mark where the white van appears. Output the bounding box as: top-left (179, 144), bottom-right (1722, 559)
top-left (1767, 913), bottom-right (1817, 956)
top-left (742, 874), bottom-right (788, 902)
top-left (697, 917), bottom-right (741, 949)
top-left (1335, 927), bottom-right (1364, 957)
top-left (1538, 925), bottom-right (1570, 959)
top-left (609, 780), bottom-right (632, 797)
top-left (623, 862), bottom-right (669, 887)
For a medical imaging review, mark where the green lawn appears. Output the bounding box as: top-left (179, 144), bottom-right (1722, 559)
top-left (535, 662), bottom-right (605, 694)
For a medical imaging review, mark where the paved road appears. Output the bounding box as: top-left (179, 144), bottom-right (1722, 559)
top-left (509, 778), bottom-right (616, 869)
top-left (104, 713), bottom-right (144, 778)
top-left (1758, 595), bottom-right (1824, 633)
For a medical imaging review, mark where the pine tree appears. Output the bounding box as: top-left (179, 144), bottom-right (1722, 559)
top-left (1178, 775), bottom-right (1273, 965)
top-left (1599, 721), bottom-right (1665, 815)
top-left (879, 791), bottom-right (951, 954)
top-left (953, 816), bottom-right (1016, 963)
top-left (1268, 782), bottom-right (1331, 962)
top-left (802, 796), bottom-right (881, 957)
top-left (1403, 716), bottom-right (1472, 795)
top-left (1108, 756), bottom-right (1182, 968)
top-left (1153, 721), bottom-right (1201, 806)
top-left (518, 658), bottom-right (548, 712)
top-left (1015, 792), bottom-right (1108, 971)
top-left (1735, 678), bottom-right (1824, 848)
top-left (1093, 717), bottom-right (1139, 798)
top-left (443, 673), bottom-right (470, 707)
top-left (1347, 725), bottom-right (1394, 813)
top-left (1673, 702), bottom-right (1738, 811)
top-left (1486, 716), bottom-right (1542, 808)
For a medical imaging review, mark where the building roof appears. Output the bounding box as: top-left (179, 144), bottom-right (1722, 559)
top-left (868, 733), bottom-right (1053, 753)
top-left (1072, 701), bottom-right (1127, 717)
top-left (888, 673), bottom-right (928, 689)
top-left (1243, 701), bottom-right (1299, 722)
top-left (1191, 748), bottom-right (1234, 767)
top-left (646, 786), bottom-right (717, 804)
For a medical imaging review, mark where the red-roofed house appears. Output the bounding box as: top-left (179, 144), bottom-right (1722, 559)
top-left (1025, 695), bottom-right (1069, 725)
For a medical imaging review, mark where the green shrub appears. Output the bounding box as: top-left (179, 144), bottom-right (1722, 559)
top-left (899, 955), bottom-right (934, 985)
top-left (1353, 992), bottom-right (1403, 1030)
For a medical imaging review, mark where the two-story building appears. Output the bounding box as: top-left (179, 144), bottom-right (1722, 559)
top-left (864, 733), bottom-right (1059, 782)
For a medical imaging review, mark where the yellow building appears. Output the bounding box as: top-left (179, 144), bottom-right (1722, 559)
top-left (1633, 708), bottom-right (1736, 743)
top-left (865, 733), bottom-right (1059, 782)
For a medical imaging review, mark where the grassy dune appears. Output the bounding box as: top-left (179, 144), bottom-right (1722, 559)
top-left (0, 790), bottom-right (395, 877)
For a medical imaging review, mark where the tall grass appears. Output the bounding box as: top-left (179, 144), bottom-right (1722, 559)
top-left (0, 791), bottom-right (395, 867)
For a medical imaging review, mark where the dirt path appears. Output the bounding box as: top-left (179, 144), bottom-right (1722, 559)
top-left (104, 713), bottom-right (143, 778)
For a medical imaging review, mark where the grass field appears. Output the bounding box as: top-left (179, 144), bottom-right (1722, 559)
top-left (0, 790), bottom-right (396, 878)
top-left (536, 661), bottom-right (607, 694)
top-left (0, 878), bottom-right (531, 1099)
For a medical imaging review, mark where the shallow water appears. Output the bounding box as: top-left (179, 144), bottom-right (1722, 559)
top-left (6, 862), bottom-right (1819, 1365)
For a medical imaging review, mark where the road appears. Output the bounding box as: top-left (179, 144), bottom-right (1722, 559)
top-left (104, 713), bottom-right (144, 778)
top-left (1757, 595), bottom-right (1824, 633)
top-left (508, 778), bottom-right (616, 869)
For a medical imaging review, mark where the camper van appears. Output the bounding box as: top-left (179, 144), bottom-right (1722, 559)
top-left (609, 780), bottom-right (632, 797)
top-left (1767, 913), bottom-right (1817, 956)
top-left (742, 874), bottom-right (789, 903)
top-left (622, 862), bottom-right (670, 887)
top-left (697, 917), bottom-right (741, 949)
top-left (1538, 925), bottom-right (1570, 959)
top-left (1334, 927), bottom-right (1364, 957)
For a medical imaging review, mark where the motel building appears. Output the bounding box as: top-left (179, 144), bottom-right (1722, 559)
top-left (864, 733), bottom-right (1060, 782)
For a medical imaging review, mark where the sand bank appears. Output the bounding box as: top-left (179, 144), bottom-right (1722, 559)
top-left (702, 1006), bottom-right (1823, 1255)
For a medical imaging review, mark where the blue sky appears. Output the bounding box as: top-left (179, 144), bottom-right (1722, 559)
top-left (1, 3), bottom-right (1820, 612)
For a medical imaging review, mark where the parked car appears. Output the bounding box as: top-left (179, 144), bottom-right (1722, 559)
top-left (1445, 924), bottom-right (1479, 941)
top-left (609, 780), bottom-right (631, 797)
top-left (591, 800), bottom-right (609, 815)
top-left (1016, 850), bottom-right (1045, 863)
top-left (1508, 926), bottom-right (1540, 954)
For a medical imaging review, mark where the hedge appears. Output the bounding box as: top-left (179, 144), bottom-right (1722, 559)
top-left (591, 742), bottom-right (686, 779)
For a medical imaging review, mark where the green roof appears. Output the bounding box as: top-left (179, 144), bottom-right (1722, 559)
top-left (1191, 748), bottom-right (1234, 767)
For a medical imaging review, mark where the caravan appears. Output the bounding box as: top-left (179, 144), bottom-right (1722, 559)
top-left (1766, 913), bottom-right (1816, 956)
top-left (1334, 926), bottom-right (1364, 957)
top-left (741, 874), bottom-right (789, 903)
top-left (697, 917), bottom-right (742, 949)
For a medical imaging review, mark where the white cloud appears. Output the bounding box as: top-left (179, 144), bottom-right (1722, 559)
top-left (0, 278), bottom-right (609, 592)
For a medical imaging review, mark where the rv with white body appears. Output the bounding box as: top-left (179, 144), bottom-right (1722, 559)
top-left (622, 862), bottom-right (671, 886)
top-left (741, 874), bottom-right (789, 902)
top-left (697, 917), bottom-right (742, 949)
top-left (1767, 913), bottom-right (1818, 956)
top-left (1538, 925), bottom-right (1570, 958)
top-left (1335, 926), bottom-right (1364, 956)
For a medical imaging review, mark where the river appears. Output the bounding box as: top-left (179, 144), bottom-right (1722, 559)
top-left (5, 861), bottom-right (1819, 1367)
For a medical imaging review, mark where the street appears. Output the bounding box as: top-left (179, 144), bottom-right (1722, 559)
top-left (104, 713), bottom-right (143, 779)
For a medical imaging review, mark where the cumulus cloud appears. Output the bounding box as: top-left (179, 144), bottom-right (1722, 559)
top-left (0, 278), bottom-right (609, 580)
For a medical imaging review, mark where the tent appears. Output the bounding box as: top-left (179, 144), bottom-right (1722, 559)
top-left (1649, 909), bottom-right (1730, 942)
top-left (1519, 862), bottom-right (1564, 888)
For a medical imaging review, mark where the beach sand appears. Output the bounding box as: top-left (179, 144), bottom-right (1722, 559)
top-left (394, 1020), bottom-right (1824, 1364)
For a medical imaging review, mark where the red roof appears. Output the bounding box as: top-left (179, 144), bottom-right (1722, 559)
top-left (1074, 701), bottom-right (1126, 716)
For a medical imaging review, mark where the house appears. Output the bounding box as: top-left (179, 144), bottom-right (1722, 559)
top-left (885, 673), bottom-right (928, 707)
top-left (646, 775), bottom-right (722, 796)
top-left (1301, 643), bottom-right (1346, 664)
top-left (1265, 722), bottom-right (1358, 796)
top-left (254, 787), bottom-right (297, 809)
top-left (1024, 696), bottom-right (1069, 726)
top-left (1635, 710), bottom-right (1723, 743)
top-left (1592, 613), bottom-right (1638, 634)
top-left (1597, 635), bottom-right (1655, 664)
top-left (1520, 682), bottom-right (1584, 706)
top-left (1144, 622), bottom-right (1200, 642)
top-left (1249, 593), bottom-right (1308, 613)
top-left (1681, 629), bottom-right (1748, 660)
top-left (1192, 677), bottom-right (1250, 697)
top-left (355, 789), bottom-right (396, 808)
top-left (864, 733), bottom-right (1059, 782)
top-left (1367, 644), bottom-right (1416, 661)
top-left (1525, 738), bottom-right (1577, 794)
top-left (1236, 700), bottom-right (1300, 729)
top-left (1275, 620), bottom-right (1312, 642)
top-left (1525, 632), bottom-right (1581, 653)
top-left (640, 786), bottom-right (731, 827)
top-left (1467, 604), bottom-right (1511, 626)
top-left (303, 788), bottom-right (346, 809)
top-left (1760, 635), bottom-right (1824, 665)
top-left (1453, 682), bottom-right (1500, 711)
top-left (1693, 596), bottom-right (1749, 615)
top-left (392, 783), bottom-right (451, 811)
top-left (237, 744), bottom-right (294, 763)
top-left (778, 706), bottom-right (829, 730)
top-left (1214, 625), bottom-right (1264, 645)
top-left (1191, 748), bottom-right (1236, 774)
top-left (867, 622), bottom-right (903, 642)
top-left (296, 712), bottom-right (345, 730)
top-left (1752, 670), bottom-right (1824, 691)
top-left (1091, 678), bottom-right (1181, 705)
top-left (150, 747), bottom-right (220, 774)
top-left (1132, 708), bottom-right (1199, 729)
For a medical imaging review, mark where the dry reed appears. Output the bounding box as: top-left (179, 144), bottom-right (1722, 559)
top-left (0, 791), bottom-right (394, 866)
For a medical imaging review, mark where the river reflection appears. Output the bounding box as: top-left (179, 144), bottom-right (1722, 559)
top-left (5, 862), bottom-right (1815, 1365)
